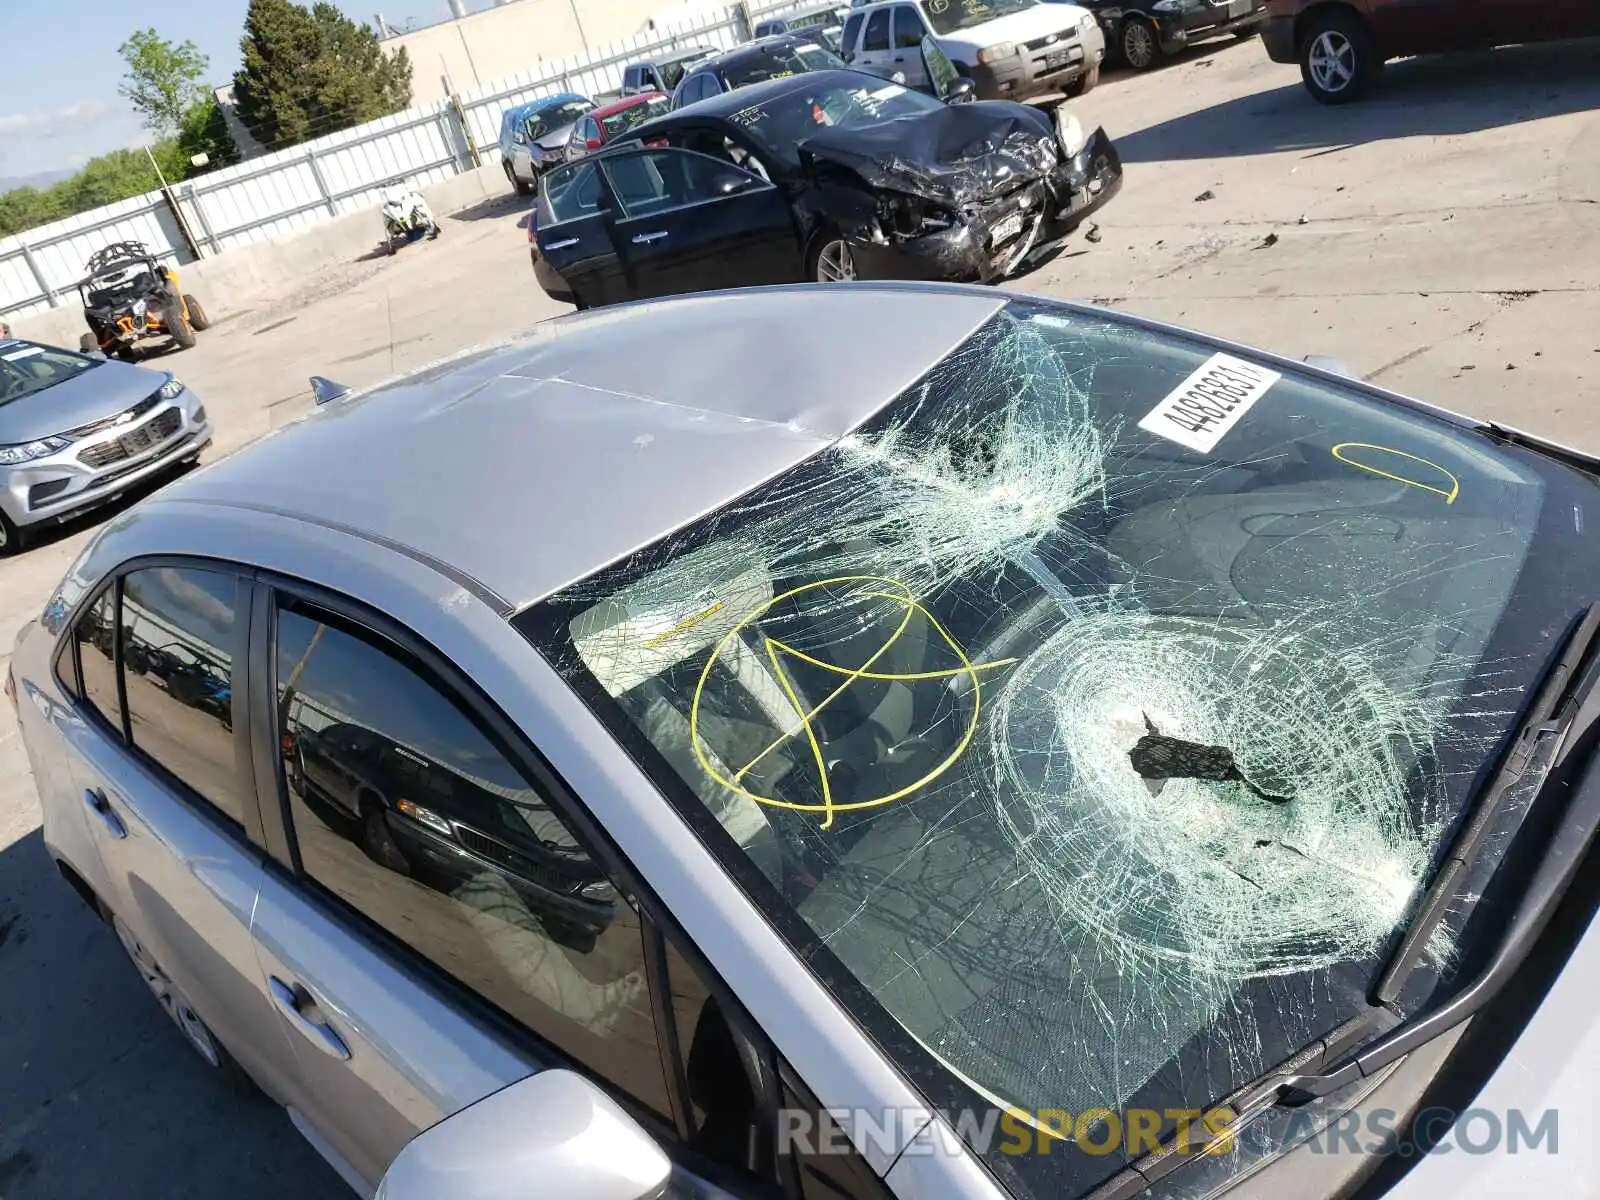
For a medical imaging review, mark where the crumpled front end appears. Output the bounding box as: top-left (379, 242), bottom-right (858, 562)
top-left (804, 114), bottom-right (1123, 285)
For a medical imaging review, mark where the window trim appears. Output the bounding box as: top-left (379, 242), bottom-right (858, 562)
top-left (58, 555), bottom-right (267, 851)
top-left (249, 569), bottom-right (809, 1194)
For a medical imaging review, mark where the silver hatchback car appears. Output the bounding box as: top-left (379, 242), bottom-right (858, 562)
top-left (0, 336), bottom-right (211, 554)
top-left (11, 285), bottom-right (1600, 1200)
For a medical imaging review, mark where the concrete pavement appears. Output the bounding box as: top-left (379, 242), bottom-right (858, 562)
top-left (3, 32), bottom-right (1599, 1198)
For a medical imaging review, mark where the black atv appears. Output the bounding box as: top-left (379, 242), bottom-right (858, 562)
top-left (77, 242), bottom-right (211, 361)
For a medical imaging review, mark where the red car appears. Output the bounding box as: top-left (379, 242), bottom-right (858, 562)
top-left (563, 92), bottom-right (673, 161)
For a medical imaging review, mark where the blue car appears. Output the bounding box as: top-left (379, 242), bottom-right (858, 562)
top-left (497, 93), bottom-right (595, 195)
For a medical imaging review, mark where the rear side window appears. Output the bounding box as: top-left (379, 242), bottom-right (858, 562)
top-left (603, 149), bottom-right (757, 219)
top-left (893, 4), bottom-right (925, 47)
top-left (272, 598), bottom-right (675, 1123)
top-left (120, 566), bottom-right (245, 827)
top-left (841, 11), bottom-right (864, 54)
top-left (75, 588), bottom-right (121, 731)
top-left (862, 8), bottom-right (891, 50)
top-left (538, 160), bottom-right (605, 225)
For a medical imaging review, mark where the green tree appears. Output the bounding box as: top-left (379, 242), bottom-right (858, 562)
top-left (118, 29), bottom-right (212, 136)
top-left (177, 97), bottom-right (241, 172)
top-left (233, 0), bottom-right (412, 150)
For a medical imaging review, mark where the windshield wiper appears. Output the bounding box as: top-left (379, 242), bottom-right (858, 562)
top-left (1087, 604), bottom-right (1600, 1199)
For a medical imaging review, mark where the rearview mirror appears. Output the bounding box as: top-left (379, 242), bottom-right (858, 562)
top-left (375, 1070), bottom-right (671, 1200)
top-left (310, 375), bottom-right (352, 406)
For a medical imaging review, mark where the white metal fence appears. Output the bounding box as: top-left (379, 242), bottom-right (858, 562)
top-left (0, 0), bottom-right (804, 321)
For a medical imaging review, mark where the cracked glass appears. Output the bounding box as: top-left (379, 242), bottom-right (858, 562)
top-left (519, 300), bottom-right (1590, 1198)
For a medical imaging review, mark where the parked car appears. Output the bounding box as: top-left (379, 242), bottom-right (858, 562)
top-left (565, 92), bottom-right (674, 161)
top-left (616, 46), bottom-right (718, 96)
top-left (671, 33), bottom-right (850, 108)
top-left (77, 242), bottom-right (211, 360)
top-left (755, 2), bottom-right (853, 45)
top-left (1263, 0), bottom-right (1600, 104)
top-left (497, 93), bottom-right (595, 194)
top-left (1065, 0), bottom-right (1266, 70)
top-left (0, 335), bottom-right (210, 554)
top-left (840, 0), bottom-right (1105, 99)
top-left (531, 66), bottom-right (1120, 308)
top-left (16, 282), bottom-right (1600, 1200)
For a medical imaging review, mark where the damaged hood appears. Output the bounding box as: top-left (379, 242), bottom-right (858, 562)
top-left (798, 100), bottom-right (1059, 205)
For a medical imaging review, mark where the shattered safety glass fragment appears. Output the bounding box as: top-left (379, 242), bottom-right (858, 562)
top-left (522, 300), bottom-right (1585, 1199)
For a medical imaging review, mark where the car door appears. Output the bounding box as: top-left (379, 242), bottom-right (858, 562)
top-left (532, 158), bottom-right (627, 308)
top-left (508, 115), bottom-right (536, 182)
top-left (1367, 0), bottom-right (1483, 55)
top-left (245, 582), bottom-right (690, 1190)
top-left (53, 563), bottom-right (305, 1108)
top-left (854, 6), bottom-right (895, 75)
top-left (890, 4), bottom-right (932, 88)
top-left (599, 147), bottom-right (803, 301)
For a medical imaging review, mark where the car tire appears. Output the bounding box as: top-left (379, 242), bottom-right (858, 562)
top-left (0, 508), bottom-right (24, 558)
top-left (109, 911), bottom-right (257, 1096)
top-left (1120, 19), bottom-right (1163, 71)
top-left (1299, 7), bottom-right (1378, 105)
top-left (807, 230), bottom-right (859, 284)
top-left (360, 798), bottom-right (411, 874)
top-left (183, 294), bottom-right (211, 331)
top-left (166, 300), bottom-right (197, 349)
top-left (78, 333), bottom-right (99, 354)
top-left (1064, 63), bottom-right (1100, 96)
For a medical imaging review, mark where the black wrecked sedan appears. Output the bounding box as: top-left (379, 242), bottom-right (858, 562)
top-left (529, 68), bottom-right (1120, 307)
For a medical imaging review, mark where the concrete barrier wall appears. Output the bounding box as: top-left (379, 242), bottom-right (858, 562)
top-left (9, 165), bottom-right (511, 351)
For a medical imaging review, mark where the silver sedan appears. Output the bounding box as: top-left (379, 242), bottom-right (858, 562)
top-left (9, 284), bottom-right (1600, 1200)
top-left (0, 336), bottom-right (211, 554)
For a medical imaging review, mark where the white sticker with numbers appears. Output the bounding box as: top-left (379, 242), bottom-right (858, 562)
top-left (1137, 352), bottom-right (1281, 454)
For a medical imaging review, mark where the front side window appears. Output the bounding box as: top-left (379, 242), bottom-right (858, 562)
top-left (538, 160), bottom-right (605, 225)
top-left (273, 599), bottom-right (671, 1121)
top-left (892, 5), bottom-right (926, 47)
top-left (602, 149), bottom-right (759, 219)
top-left (0, 342), bottom-right (100, 407)
top-left (523, 300), bottom-right (1580, 1198)
top-left (841, 11), bottom-right (865, 54)
top-left (862, 7), bottom-right (891, 49)
top-left (120, 567), bottom-right (243, 825)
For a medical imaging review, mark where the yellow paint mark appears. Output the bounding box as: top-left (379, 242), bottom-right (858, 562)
top-left (641, 600), bottom-right (725, 650)
top-left (689, 576), bottom-right (1015, 829)
top-left (1332, 442), bottom-right (1461, 504)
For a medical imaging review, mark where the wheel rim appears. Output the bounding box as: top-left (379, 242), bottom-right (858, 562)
top-left (113, 917), bottom-right (222, 1068)
top-left (1308, 29), bottom-right (1356, 92)
top-left (816, 240), bottom-right (856, 283)
top-left (1124, 23), bottom-right (1154, 68)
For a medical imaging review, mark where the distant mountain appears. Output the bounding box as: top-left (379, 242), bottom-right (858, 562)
top-left (0, 167), bottom-right (77, 193)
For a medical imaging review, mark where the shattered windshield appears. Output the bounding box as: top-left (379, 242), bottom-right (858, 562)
top-left (527, 101), bottom-right (591, 138)
top-left (601, 96), bottom-right (671, 137)
top-left (925, 0), bottom-right (1040, 35)
top-left (522, 302), bottom-right (1575, 1197)
top-left (729, 77), bottom-right (945, 168)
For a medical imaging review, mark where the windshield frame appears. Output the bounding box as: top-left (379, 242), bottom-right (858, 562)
top-left (513, 295), bottom-right (1597, 1199)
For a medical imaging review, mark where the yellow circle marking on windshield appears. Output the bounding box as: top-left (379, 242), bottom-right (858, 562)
top-left (1331, 442), bottom-right (1460, 504)
top-left (690, 576), bottom-right (1016, 829)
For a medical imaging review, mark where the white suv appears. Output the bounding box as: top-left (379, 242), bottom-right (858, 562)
top-left (841, 0), bottom-right (1105, 99)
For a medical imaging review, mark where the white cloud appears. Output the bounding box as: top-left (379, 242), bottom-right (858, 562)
top-left (0, 100), bottom-right (112, 136)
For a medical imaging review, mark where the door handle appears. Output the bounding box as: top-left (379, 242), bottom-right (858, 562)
top-left (631, 231), bottom-right (669, 244)
top-left (543, 236), bottom-right (580, 250)
top-left (268, 976), bottom-right (352, 1061)
top-left (893, 54), bottom-right (905, 62)
top-left (84, 788), bottom-right (127, 839)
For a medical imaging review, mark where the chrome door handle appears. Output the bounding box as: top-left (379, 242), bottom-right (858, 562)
top-left (631, 231), bottom-right (668, 244)
top-left (84, 789), bottom-right (127, 839)
top-left (543, 236), bottom-right (579, 250)
top-left (268, 976), bottom-right (352, 1061)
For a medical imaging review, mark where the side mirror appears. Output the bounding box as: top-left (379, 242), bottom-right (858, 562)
top-left (710, 172), bottom-right (756, 195)
top-left (375, 1070), bottom-right (671, 1200)
top-left (513, 132), bottom-right (526, 145)
top-left (946, 76), bottom-right (977, 104)
top-left (310, 375), bottom-right (352, 406)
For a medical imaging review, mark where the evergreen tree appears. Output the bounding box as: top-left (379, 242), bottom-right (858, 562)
top-left (233, 0), bottom-right (412, 150)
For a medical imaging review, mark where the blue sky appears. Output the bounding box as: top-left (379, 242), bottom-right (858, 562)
top-left (0, 0), bottom-right (488, 182)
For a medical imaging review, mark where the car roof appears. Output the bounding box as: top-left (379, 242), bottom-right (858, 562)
top-left (654, 67), bottom-right (869, 119)
top-left (590, 91), bottom-right (665, 119)
top-left (637, 45), bottom-right (714, 66)
top-left (694, 33), bottom-right (816, 69)
top-left (160, 286), bottom-right (1004, 610)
